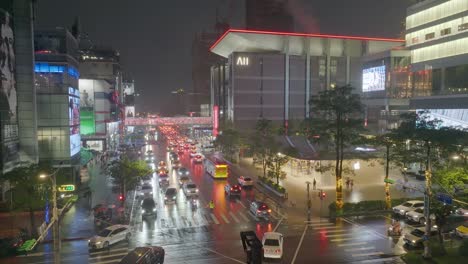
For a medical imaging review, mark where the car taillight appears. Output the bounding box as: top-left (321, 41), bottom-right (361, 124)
top-left (230, 188), bottom-right (233, 191)
top-left (257, 210), bottom-right (261, 213)
top-left (268, 209), bottom-right (271, 213)
top-left (275, 249), bottom-right (281, 253)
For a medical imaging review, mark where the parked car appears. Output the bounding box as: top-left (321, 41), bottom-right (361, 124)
top-left (262, 232), bottom-right (283, 259)
top-left (250, 201), bottom-right (271, 219)
top-left (164, 188), bottom-right (177, 204)
top-left (88, 225), bottom-right (131, 250)
top-left (455, 222), bottom-right (468, 238)
top-left (141, 198), bottom-right (157, 220)
top-left (403, 227), bottom-right (438, 248)
top-left (455, 208), bottom-right (468, 216)
top-left (406, 207), bottom-right (435, 224)
top-left (393, 200), bottom-right (424, 216)
top-left (224, 184), bottom-right (242, 197)
top-left (119, 246), bottom-right (165, 264)
top-left (183, 182), bottom-right (199, 197)
top-left (238, 176), bottom-right (253, 187)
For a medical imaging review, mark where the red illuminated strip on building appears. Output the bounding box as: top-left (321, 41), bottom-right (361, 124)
top-left (212, 105), bottom-right (219, 137)
top-left (210, 29), bottom-right (405, 51)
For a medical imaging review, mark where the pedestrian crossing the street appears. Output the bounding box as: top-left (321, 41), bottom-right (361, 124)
top-left (307, 220), bottom-right (398, 263)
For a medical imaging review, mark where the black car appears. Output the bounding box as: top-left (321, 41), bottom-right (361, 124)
top-left (164, 188), bottom-right (177, 204)
top-left (119, 246), bottom-right (165, 264)
top-left (224, 184), bottom-right (242, 197)
top-left (141, 198), bottom-right (157, 220)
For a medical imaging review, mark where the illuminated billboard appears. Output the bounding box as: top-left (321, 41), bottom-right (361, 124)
top-left (69, 95), bottom-right (80, 127)
top-left (80, 110), bottom-right (95, 135)
top-left (417, 109), bottom-right (468, 130)
top-left (362, 66), bottom-right (386, 92)
top-left (125, 106), bottom-right (135, 117)
top-left (70, 132), bottom-right (81, 156)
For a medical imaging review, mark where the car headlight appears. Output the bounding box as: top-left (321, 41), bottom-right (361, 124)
top-left (150, 191), bottom-right (153, 194)
top-left (195, 189), bottom-right (199, 192)
top-left (411, 240), bottom-right (416, 244)
top-left (164, 197), bottom-right (167, 200)
top-left (142, 209), bottom-right (146, 213)
top-left (96, 241), bottom-right (102, 244)
top-left (400, 209), bottom-right (405, 213)
top-left (153, 208), bottom-right (156, 211)
top-left (88, 239), bottom-right (91, 242)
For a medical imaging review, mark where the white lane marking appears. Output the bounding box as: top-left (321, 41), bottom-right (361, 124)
top-left (291, 225), bottom-right (308, 264)
top-left (273, 216), bottom-right (285, 232)
top-left (210, 213), bottom-right (220, 224)
top-left (337, 242), bottom-right (368, 247)
top-left (89, 247), bottom-right (128, 256)
top-left (357, 257), bottom-right (399, 263)
top-left (308, 222), bottom-right (334, 226)
top-left (310, 225), bottom-right (342, 229)
top-left (330, 237), bottom-right (356, 242)
top-left (316, 229), bottom-right (348, 233)
top-left (238, 211), bottom-right (249, 222)
top-left (237, 200), bottom-right (247, 208)
top-left (351, 252), bottom-right (384, 257)
top-left (325, 233), bottom-right (355, 238)
top-left (341, 217), bottom-right (387, 239)
top-left (220, 213), bottom-right (230, 224)
top-left (344, 247), bottom-right (375, 252)
top-left (89, 251), bottom-right (129, 261)
top-left (192, 214), bottom-right (199, 226)
top-left (229, 211), bottom-right (240, 223)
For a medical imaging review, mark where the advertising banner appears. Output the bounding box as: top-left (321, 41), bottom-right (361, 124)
top-left (0, 10), bottom-right (19, 171)
top-left (80, 110), bottom-right (95, 135)
top-left (125, 106), bottom-right (135, 117)
top-left (86, 140), bottom-right (104, 152)
top-left (69, 95), bottom-right (80, 127)
top-left (417, 109), bottom-right (468, 130)
top-left (362, 65), bottom-right (386, 92)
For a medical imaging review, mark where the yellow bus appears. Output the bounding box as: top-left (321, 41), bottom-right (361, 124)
top-left (204, 156), bottom-right (228, 179)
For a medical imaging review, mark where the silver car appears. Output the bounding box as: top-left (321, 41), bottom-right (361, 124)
top-left (183, 183), bottom-right (199, 197)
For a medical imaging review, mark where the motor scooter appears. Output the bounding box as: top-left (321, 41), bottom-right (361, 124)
top-left (190, 198), bottom-right (198, 210)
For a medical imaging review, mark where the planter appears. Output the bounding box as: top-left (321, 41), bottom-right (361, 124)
top-left (257, 180), bottom-right (287, 198)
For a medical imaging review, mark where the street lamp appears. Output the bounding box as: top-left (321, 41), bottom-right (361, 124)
top-left (39, 169), bottom-right (61, 253)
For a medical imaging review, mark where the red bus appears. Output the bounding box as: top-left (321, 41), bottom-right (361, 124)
top-left (204, 156), bottom-right (228, 179)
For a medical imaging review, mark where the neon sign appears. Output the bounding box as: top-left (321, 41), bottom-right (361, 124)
top-left (213, 105), bottom-right (219, 136)
top-left (236, 56), bottom-right (249, 66)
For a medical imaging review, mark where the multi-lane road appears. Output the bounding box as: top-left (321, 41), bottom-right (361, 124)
top-left (12, 137), bottom-right (413, 264)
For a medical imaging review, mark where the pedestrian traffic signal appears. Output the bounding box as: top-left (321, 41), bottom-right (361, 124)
top-left (320, 190), bottom-right (326, 200)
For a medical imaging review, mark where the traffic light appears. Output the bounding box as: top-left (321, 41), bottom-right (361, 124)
top-left (119, 194), bottom-right (124, 201)
top-left (320, 190), bottom-right (326, 200)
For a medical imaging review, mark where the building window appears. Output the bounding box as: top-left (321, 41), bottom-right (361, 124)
top-left (459, 23), bottom-right (468, 31)
top-left (425, 32), bottom-right (435, 40)
top-left (440, 28), bottom-right (451, 36)
top-left (411, 37), bottom-right (419, 44)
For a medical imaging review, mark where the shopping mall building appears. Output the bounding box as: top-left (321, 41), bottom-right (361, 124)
top-left (209, 29), bottom-right (404, 130)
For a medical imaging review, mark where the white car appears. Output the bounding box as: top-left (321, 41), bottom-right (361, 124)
top-left (88, 225), bottom-right (131, 249)
top-left (393, 200), bottom-right (424, 216)
top-left (406, 207), bottom-right (435, 224)
top-left (455, 208), bottom-right (468, 216)
top-left (183, 182), bottom-right (199, 197)
top-left (238, 176), bottom-right (253, 187)
top-left (403, 226), bottom-right (438, 248)
top-left (140, 184), bottom-right (153, 196)
top-left (262, 232), bottom-right (283, 259)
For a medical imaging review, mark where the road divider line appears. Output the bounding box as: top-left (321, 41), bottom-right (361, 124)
top-left (310, 225), bottom-right (341, 229)
top-left (308, 222), bottom-right (334, 226)
top-left (210, 213), bottom-right (220, 224)
top-left (229, 211), bottom-right (240, 223)
top-left (291, 224), bottom-right (308, 264)
top-left (358, 257), bottom-right (398, 263)
top-left (89, 251), bottom-right (129, 261)
top-left (351, 251), bottom-right (384, 257)
top-left (344, 247), bottom-right (375, 252)
top-left (316, 229), bottom-right (348, 234)
top-left (220, 213), bottom-right (230, 224)
top-left (337, 242), bottom-right (368, 247)
top-left (325, 233), bottom-right (355, 238)
top-left (238, 211), bottom-right (249, 222)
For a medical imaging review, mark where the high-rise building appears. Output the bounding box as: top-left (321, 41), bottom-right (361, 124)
top-left (34, 28), bottom-right (81, 184)
top-left (405, 0), bottom-right (468, 129)
top-left (79, 48), bottom-right (123, 151)
top-left (245, 0), bottom-right (294, 32)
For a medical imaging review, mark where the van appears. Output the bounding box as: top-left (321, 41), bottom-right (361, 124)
top-left (119, 246), bottom-right (164, 264)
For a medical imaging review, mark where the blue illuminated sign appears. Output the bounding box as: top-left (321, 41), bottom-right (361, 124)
top-left (34, 63), bottom-right (80, 79)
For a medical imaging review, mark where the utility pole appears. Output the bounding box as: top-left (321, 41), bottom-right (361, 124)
top-left (423, 141), bottom-right (432, 259)
top-left (305, 181), bottom-right (311, 222)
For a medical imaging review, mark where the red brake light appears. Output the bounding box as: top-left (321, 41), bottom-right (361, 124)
top-left (230, 188), bottom-right (233, 191)
top-left (257, 210), bottom-right (261, 213)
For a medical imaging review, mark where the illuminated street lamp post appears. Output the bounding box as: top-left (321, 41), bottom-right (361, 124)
top-left (39, 169), bottom-right (61, 253)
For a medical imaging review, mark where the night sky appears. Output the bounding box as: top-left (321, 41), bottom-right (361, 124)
top-left (36, 0), bottom-right (413, 115)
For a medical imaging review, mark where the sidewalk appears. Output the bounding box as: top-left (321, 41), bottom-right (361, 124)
top-left (229, 156), bottom-right (424, 222)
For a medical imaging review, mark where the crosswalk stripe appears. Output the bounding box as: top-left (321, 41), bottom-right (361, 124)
top-left (210, 213), bottom-right (220, 224)
top-left (316, 229), bottom-right (348, 234)
top-left (337, 242), bottom-right (368, 247)
top-left (237, 200), bottom-right (247, 208)
top-left (196, 213), bottom-right (207, 226)
top-left (220, 213), bottom-right (230, 224)
top-left (89, 247), bottom-right (128, 256)
top-left (238, 211), bottom-right (249, 222)
top-left (344, 247), bottom-right (375, 252)
top-left (357, 257), bottom-right (398, 263)
top-left (351, 252), bottom-right (384, 257)
top-left (308, 222), bottom-right (334, 227)
top-left (330, 237), bottom-right (356, 242)
top-left (192, 214), bottom-right (199, 226)
top-left (229, 211), bottom-right (240, 223)
top-left (325, 233), bottom-right (354, 238)
top-left (311, 226), bottom-right (342, 230)
top-left (203, 214), bottom-right (212, 224)
top-left (89, 251), bottom-right (129, 261)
